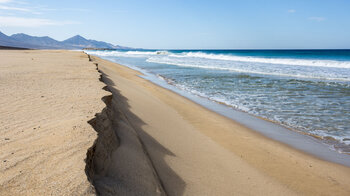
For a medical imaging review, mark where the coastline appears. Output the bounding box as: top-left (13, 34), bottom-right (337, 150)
top-left (91, 55), bottom-right (350, 195)
top-left (1, 50), bottom-right (350, 195)
top-left (86, 49), bottom-right (350, 151)
top-left (140, 71), bottom-right (350, 165)
top-left (97, 54), bottom-right (350, 166)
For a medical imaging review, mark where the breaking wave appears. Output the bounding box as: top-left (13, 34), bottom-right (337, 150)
top-left (171, 52), bottom-right (350, 69)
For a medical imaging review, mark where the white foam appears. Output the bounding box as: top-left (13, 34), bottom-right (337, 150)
top-left (86, 50), bottom-right (168, 57)
top-left (146, 57), bottom-right (350, 81)
top-left (86, 50), bottom-right (350, 81)
top-left (87, 50), bottom-right (350, 69)
top-left (309, 130), bottom-right (350, 145)
top-left (172, 52), bottom-right (350, 69)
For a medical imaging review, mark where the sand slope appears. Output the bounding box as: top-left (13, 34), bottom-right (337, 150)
top-left (0, 50), bottom-right (108, 195)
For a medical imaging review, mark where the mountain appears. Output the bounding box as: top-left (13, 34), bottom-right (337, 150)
top-left (0, 31), bottom-right (132, 49)
top-left (0, 31), bottom-right (31, 48)
top-left (62, 35), bottom-right (94, 48)
top-left (11, 33), bottom-right (64, 49)
top-left (62, 35), bottom-right (116, 49)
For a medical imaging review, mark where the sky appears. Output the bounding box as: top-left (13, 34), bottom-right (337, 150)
top-left (0, 0), bottom-right (349, 49)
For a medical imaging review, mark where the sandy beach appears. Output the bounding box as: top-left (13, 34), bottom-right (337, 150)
top-left (0, 50), bottom-right (108, 195)
top-left (1, 50), bottom-right (350, 195)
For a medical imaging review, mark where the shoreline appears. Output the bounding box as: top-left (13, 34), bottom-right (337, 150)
top-left (91, 55), bottom-right (350, 195)
top-left (96, 55), bottom-right (350, 167)
top-left (86, 50), bottom-right (350, 154)
top-left (144, 73), bottom-right (350, 164)
top-left (1, 50), bottom-right (350, 195)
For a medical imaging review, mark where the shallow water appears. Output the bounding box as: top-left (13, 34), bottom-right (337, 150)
top-left (86, 49), bottom-right (350, 153)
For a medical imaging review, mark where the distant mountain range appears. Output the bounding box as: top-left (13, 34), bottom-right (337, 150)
top-left (0, 31), bottom-right (132, 50)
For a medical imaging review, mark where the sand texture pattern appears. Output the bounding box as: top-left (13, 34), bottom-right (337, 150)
top-left (0, 50), bottom-right (108, 195)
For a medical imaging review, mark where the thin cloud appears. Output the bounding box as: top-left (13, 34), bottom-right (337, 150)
top-left (288, 9), bottom-right (296, 13)
top-left (0, 1), bottom-right (40, 14)
top-left (0, 5), bottom-right (30, 12)
top-left (0, 1), bottom-right (82, 25)
top-left (0, 0), bottom-right (28, 4)
top-left (0, 0), bottom-right (12, 3)
top-left (308, 17), bottom-right (326, 22)
top-left (0, 1), bottom-right (89, 14)
top-left (33, 6), bottom-right (90, 12)
top-left (0, 16), bottom-right (79, 27)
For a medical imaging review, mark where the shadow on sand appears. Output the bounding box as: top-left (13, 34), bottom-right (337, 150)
top-left (85, 63), bottom-right (185, 196)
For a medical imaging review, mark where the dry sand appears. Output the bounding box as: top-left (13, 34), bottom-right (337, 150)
top-left (0, 50), bottom-right (108, 195)
top-left (1, 50), bottom-right (350, 195)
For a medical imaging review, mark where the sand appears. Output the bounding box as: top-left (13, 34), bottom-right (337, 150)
top-left (0, 50), bottom-right (108, 195)
top-left (1, 50), bottom-right (350, 195)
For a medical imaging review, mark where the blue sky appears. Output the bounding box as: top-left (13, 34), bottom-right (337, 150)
top-left (0, 0), bottom-right (349, 49)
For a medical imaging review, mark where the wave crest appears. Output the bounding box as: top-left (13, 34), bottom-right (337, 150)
top-left (86, 50), bottom-right (169, 57)
top-left (86, 50), bottom-right (350, 69)
top-left (172, 52), bottom-right (350, 69)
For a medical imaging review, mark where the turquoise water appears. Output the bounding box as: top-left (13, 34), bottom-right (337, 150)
top-left (86, 49), bottom-right (350, 153)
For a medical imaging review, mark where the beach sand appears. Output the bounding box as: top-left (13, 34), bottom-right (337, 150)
top-left (1, 50), bottom-right (350, 195)
top-left (0, 50), bottom-right (108, 195)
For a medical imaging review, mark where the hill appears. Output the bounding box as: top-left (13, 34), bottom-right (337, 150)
top-left (0, 31), bottom-right (131, 49)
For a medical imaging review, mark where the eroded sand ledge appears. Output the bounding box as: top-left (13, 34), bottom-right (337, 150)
top-left (85, 58), bottom-right (165, 195)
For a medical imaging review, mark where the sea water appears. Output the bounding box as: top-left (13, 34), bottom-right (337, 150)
top-left (86, 49), bottom-right (350, 153)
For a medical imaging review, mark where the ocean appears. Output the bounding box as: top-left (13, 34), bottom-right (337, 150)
top-left (86, 49), bottom-right (350, 153)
